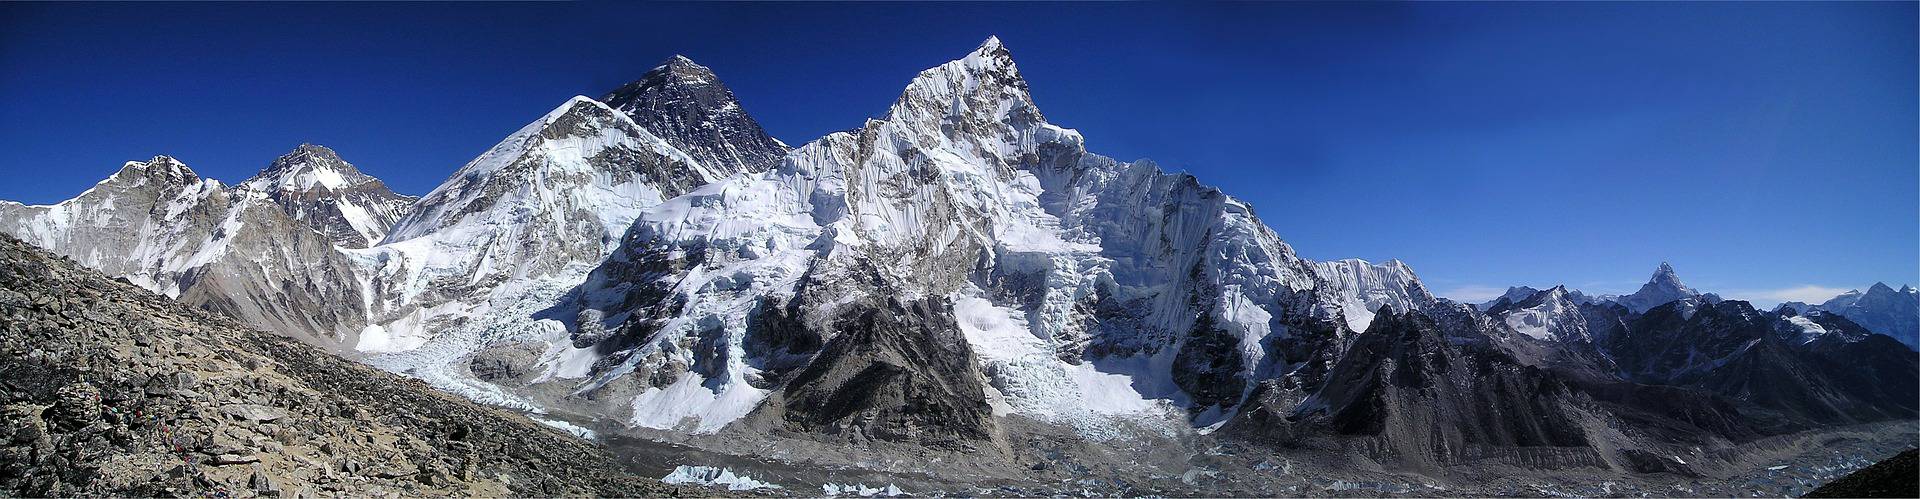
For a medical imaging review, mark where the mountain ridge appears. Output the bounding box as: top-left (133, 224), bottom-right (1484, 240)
top-left (0, 36), bottom-right (1911, 496)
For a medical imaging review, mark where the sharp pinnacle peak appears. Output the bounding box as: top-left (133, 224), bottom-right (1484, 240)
top-left (115, 155), bottom-right (197, 182)
top-left (1649, 262), bottom-right (1685, 284)
top-left (282, 143), bottom-right (342, 161)
top-left (650, 54), bottom-right (712, 75)
top-left (967, 35), bottom-right (1013, 62)
top-left (978, 35), bottom-right (1004, 52)
top-left (134, 155), bottom-right (189, 171)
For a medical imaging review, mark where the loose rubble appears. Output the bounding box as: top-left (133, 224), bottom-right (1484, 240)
top-left (0, 234), bottom-right (668, 497)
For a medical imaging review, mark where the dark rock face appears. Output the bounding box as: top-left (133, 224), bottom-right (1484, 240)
top-left (467, 341), bottom-right (545, 384)
top-left (1294, 309), bottom-right (1598, 468)
top-left (1605, 300), bottom-right (1919, 425)
top-left (0, 233), bottom-right (667, 497)
top-left (602, 55), bottom-right (789, 175)
top-left (1172, 313), bottom-right (1248, 416)
top-left (777, 298), bottom-right (996, 450)
top-left (1806, 448), bottom-right (1919, 498)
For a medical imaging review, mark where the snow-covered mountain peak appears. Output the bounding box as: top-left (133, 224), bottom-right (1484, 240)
top-left (1616, 261), bottom-right (1701, 313)
top-left (889, 36), bottom-right (1039, 135)
top-left (1313, 258), bottom-right (1437, 332)
top-left (976, 35), bottom-right (1005, 52)
top-left (236, 144), bottom-right (414, 248)
top-left (109, 155), bottom-right (201, 186)
top-left (1822, 282), bottom-right (1920, 347)
top-left (1820, 288), bottom-right (1864, 310)
top-left (601, 54), bottom-right (788, 175)
top-left (347, 93), bottom-right (724, 356)
top-left (1486, 284), bottom-right (1599, 342)
top-left (516, 39), bottom-right (1343, 435)
top-left (1479, 285), bottom-right (1542, 310)
top-left (243, 144), bottom-right (372, 192)
top-left (653, 54), bottom-right (714, 81)
top-left (1652, 261), bottom-right (1678, 279)
top-left (383, 95), bottom-right (709, 244)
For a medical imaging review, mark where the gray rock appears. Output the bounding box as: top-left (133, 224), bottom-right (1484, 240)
top-left (220, 404), bottom-right (287, 422)
top-left (209, 453), bottom-right (260, 466)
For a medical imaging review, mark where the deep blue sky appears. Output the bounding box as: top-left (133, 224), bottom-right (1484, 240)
top-left (2, 2), bottom-right (1914, 306)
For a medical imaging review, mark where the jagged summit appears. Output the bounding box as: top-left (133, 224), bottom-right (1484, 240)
top-left (1479, 285), bottom-right (1543, 310)
top-left (1616, 261), bottom-right (1702, 313)
top-left (127, 154), bottom-right (188, 170)
top-left (6, 37), bottom-right (1917, 495)
top-left (1825, 281), bottom-right (1920, 348)
top-left (245, 143), bottom-right (373, 191)
top-left (107, 155), bottom-right (200, 185)
top-left (664, 53), bottom-right (702, 68)
top-left (1312, 258), bottom-right (1437, 332)
top-left (600, 54), bottom-right (788, 175)
top-left (344, 92), bottom-right (722, 355)
top-left (538, 35), bottom-right (1344, 437)
top-left (894, 36), bottom-right (1033, 119)
top-left (977, 35), bottom-right (1004, 52)
top-left (240, 143), bottom-right (414, 248)
top-left (383, 95), bottom-right (708, 244)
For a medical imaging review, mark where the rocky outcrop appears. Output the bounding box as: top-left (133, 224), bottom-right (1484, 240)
top-left (0, 233), bottom-right (667, 496)
top-left (771, 298), bottom-right (997, 450)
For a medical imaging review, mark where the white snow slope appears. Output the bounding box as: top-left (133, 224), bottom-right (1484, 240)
top-left (507, 37), bottom-right (1359, 436)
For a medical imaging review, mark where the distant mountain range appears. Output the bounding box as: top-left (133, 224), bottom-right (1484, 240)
top-left (0, 36), bottom-right (1911, 495)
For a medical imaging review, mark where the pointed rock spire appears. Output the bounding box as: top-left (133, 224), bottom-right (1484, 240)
top-left (601, 55), bottom-right (788, 175)
top-left (1617, 262), bottom-right (1701, 313)
top-left (886, 36), bottom-right (1044, 140)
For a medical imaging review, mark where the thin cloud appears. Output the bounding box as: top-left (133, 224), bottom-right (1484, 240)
top-left (1438, 285), bottom-right (1508, 303)
top-left (1722, 285), bottom-right (1854, 306)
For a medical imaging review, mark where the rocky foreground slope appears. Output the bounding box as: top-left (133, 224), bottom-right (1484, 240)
top-left (1805, 449), bottom-right (1919, 498)
top-left (0, 234), bottom-right (665, 497)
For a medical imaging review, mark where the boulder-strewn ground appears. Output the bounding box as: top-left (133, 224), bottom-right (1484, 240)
top-left (0, 234), bottom-right (668, 497)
